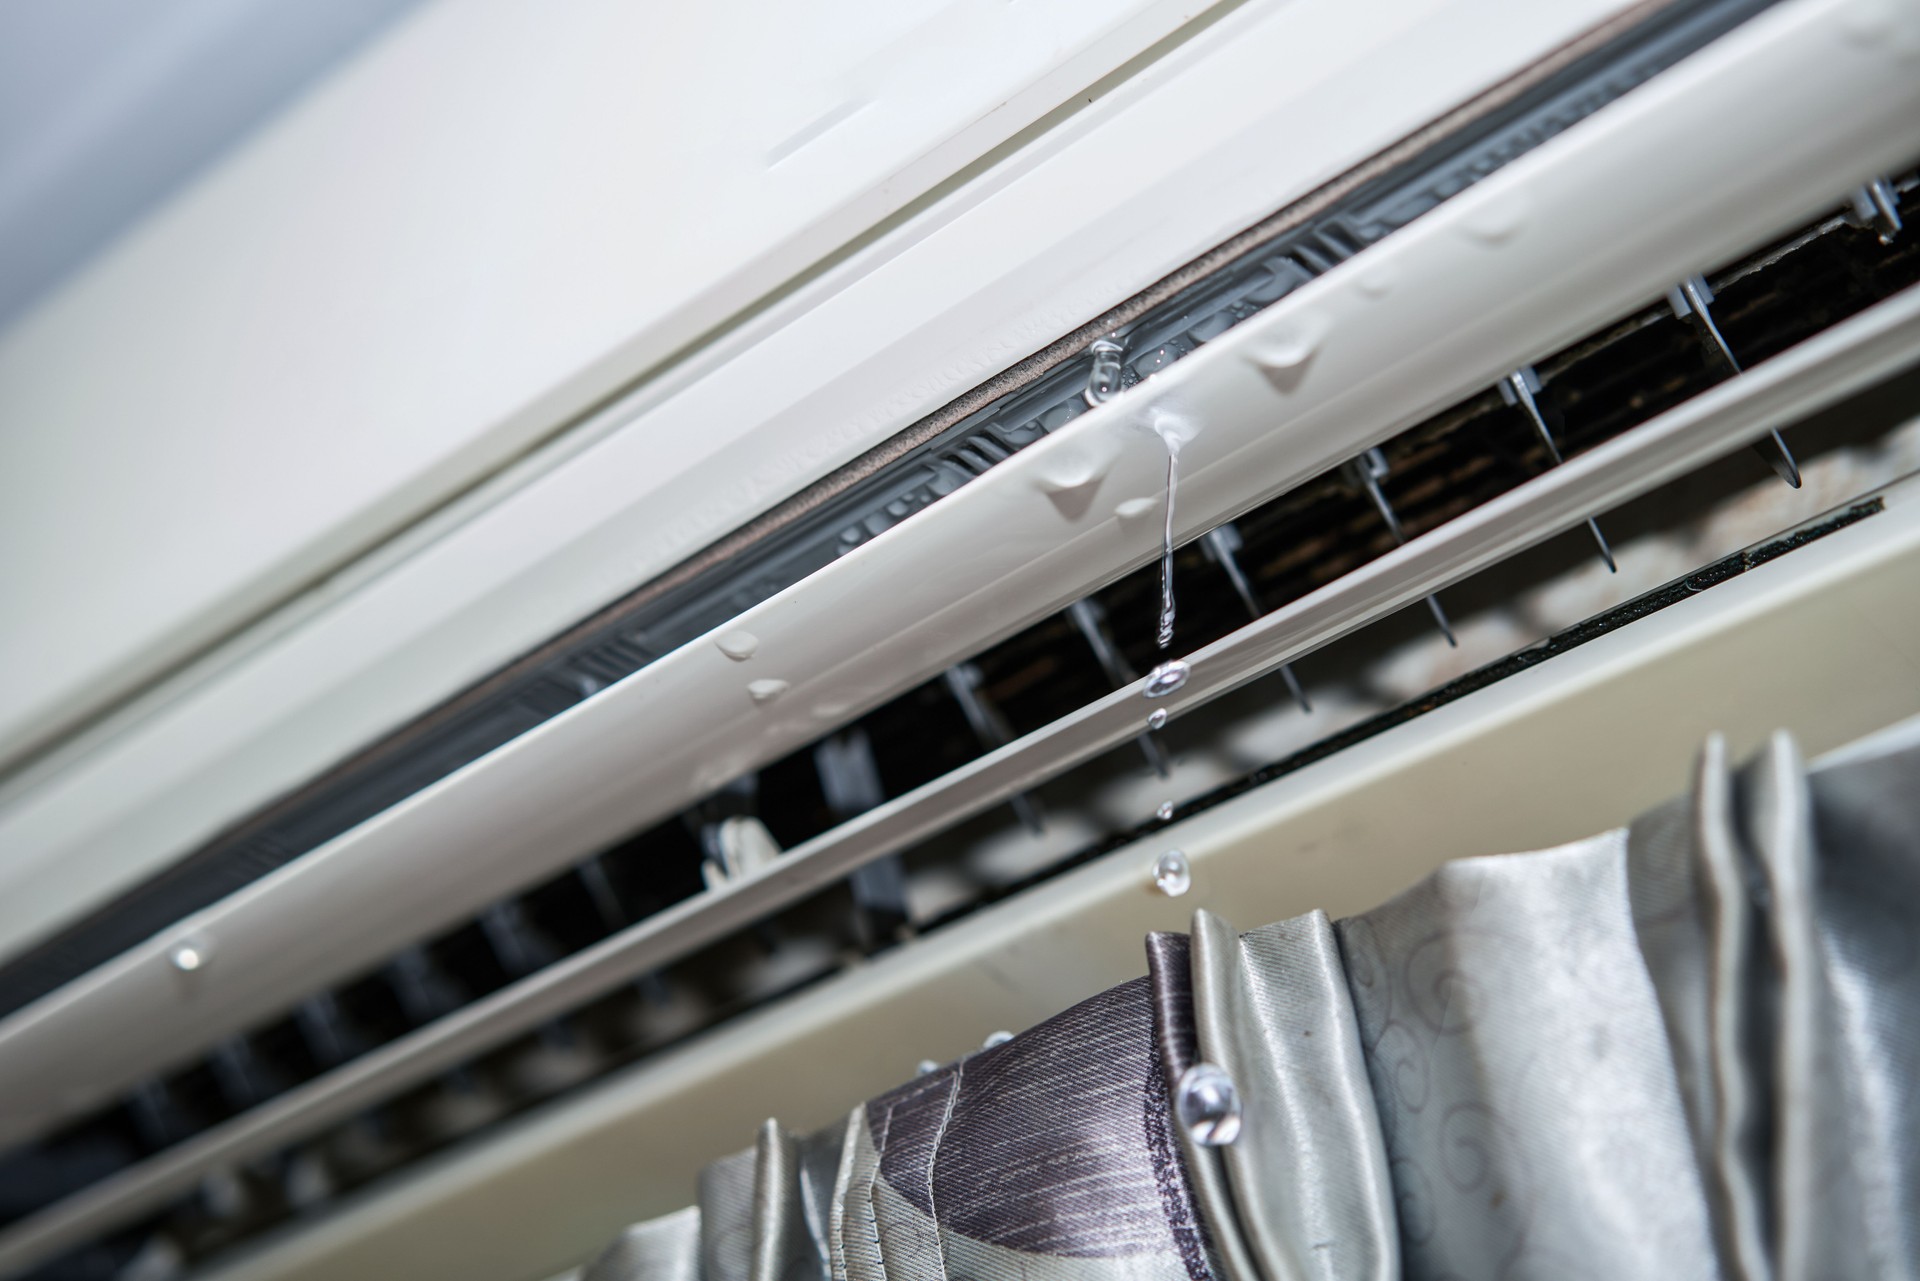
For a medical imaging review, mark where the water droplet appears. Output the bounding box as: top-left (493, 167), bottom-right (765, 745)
top-left (1249, 314), bottom-right (1327, 391)
top-left (1152, 849), bottom-right (1191, 897)
top-left (1253, 329), bottom-right (1318, 370)
top-left (169, 940), bottom-right (207, 973)
top-left (1357, 262), bottom-right (1396, 299)
top-left (982, 1030), bottom-right (1014, 1049)
top-left (1147, 407), bottom-right (1201, 454)
top-left (1084, 337), bottom-right (1126, 406)
top-left (1037, 438), bottom-right (1120, 518)
top-left (717, 631), bottom-right (759, 660)
top-left (1156, 800), bottom-right (1175, 822)
top-left (202, 1166), bottom-right (250, 1219)
top-left (1143, 659), bottom-right (1189, 698)
top-left (747, 679), bottom-right (790, 704)
top-left (1840, 0), bottom-right (1896, 47)
top-left (1115, 496), bottom-right (1158, 520)
top-left (1146, 708), bottom-right (1168, 731)
top-left (1175, 1062), bottom-right (1242, 1145)
top-left (916, 1059), bottom-right (941, 1077)
top-left (1037, 441), bottom-right (1119, 493)
top-left (1462, 187), bottom-right (1530, 245)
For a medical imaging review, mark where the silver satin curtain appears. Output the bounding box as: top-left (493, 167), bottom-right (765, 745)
top-left (581, 720), bottom-right (1920, 1281)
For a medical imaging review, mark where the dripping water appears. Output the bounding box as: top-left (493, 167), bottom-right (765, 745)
top-left (1143, 415), bottom-right (1195, 830)
top-left (1155, 434), bottom-right (1178, 649)
top-left (1084, 338), bottom-right (1125, 407)
top-left (1143, 418), bottom-right (1192, 701)
top-left (1143, 659), bottom-right (1189, 698)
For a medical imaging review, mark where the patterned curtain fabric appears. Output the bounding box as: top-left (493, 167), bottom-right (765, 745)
top-left (581, 722), bottom-right (1920, 1281)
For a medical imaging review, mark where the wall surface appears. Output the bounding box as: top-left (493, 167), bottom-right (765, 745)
top-left (0, 0), bottom-right (1223, 773)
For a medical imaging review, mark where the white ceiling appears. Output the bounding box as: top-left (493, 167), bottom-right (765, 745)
top-left (0, 0), bottom-right (426, 334)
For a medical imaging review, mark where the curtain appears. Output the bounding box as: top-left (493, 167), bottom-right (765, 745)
top-left (580, 721), bottom-right (1920, 1281)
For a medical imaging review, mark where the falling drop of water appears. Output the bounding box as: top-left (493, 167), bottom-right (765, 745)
top-left (1147, 708), bottom-right (1168, 731)
top-left (1153, 849), bottom-right (1191, 897)
top-left (1143, 659), bottom-right (1189, 698)
top-left (1156, 801), bottom-right (1175, 822)
top-left (1175, 1062), bottom-right (1243, 1145)
top-left (1084, 338), bottom-right (1125, 406)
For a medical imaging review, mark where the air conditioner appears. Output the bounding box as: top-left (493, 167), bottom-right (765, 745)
top-left (1, 0), bottom-right (1917, 1277)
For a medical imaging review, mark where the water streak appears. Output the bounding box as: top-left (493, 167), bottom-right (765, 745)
top-left (1148, 421), bottom-right (1188, 649)
top-left (1157, 449), bottom-right (1176, 648)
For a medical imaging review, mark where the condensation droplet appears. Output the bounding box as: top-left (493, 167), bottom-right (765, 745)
top-left (1156, 801), bottom-right (1175, 822)
top-left (747, 679), bottom-right (790, 704)
top-left (169, 940), bottom-right (207, 973)
top-left (1357, 262), bottom-right (1396, 299)
top-left (1175, 1062), bottom-right (1243, 1145)
top-left (1840, 0), bottom-right (1896, 47)
top-left (1254, 330), bottom-right (1319, 370)
top-left (1153, 849), bottom-right (1191, 897)
top-left (1462, 187), bottom-right (1530, 245)
top-left (1147, 708), bottom-right (1168, 731)
top-left (717, 631), bottom-right (759, 660)
top-left (1037, 437), bottom-right (1121, 519)
top-left (916, 1059), bottom-right (941, 1077)
top-left (1144, 659), bottom-right (1190, 698)
top-left (982, 1030), bottom-right (1014, 1049)
top-left (1115, 496), bottom-right (1159, 520)
top-left (1249, 314), bottom-right (1327, 391)
top-left (1084, 337), bottom-right (1126, 406)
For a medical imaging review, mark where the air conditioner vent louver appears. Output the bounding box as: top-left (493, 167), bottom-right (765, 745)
top-left (0, 0), bottom-right (1786, 1040)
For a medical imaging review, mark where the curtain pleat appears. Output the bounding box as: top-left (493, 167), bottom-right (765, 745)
top-left (579, 724), bottom-right (1920, 1281)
